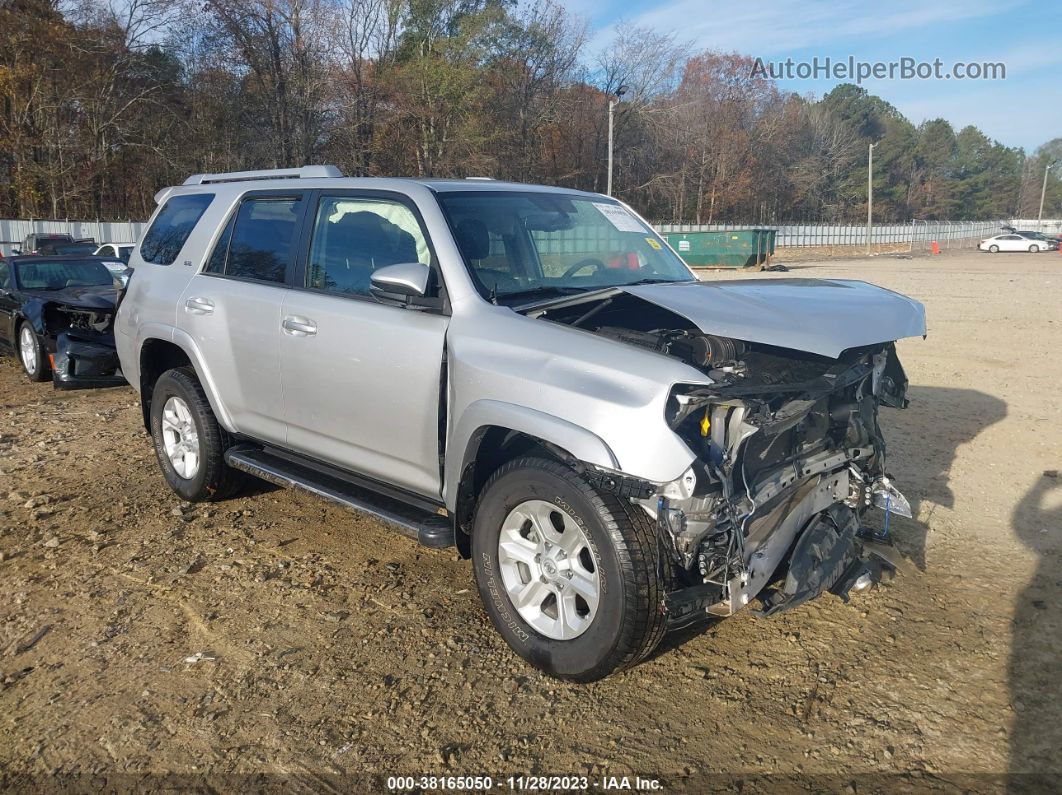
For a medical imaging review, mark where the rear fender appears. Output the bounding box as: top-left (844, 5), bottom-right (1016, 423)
top-left (137, 326), bottom-right (237, 432)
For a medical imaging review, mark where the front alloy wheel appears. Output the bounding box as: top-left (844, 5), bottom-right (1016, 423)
top-left (472, 456), bottom-right (668, 682)
top-left (497, 499), bottom-right (600, 640)
top-left (18, 324), bottom-right (49, 382)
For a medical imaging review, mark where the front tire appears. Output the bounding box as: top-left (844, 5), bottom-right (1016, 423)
top-left (471, 456), bottom-right (667, 682)
top-left (149, 367), bottom-right (243, 501)
top-left (18, 323), bottom-right (49, 382)
top-left (1029, 244), bottom-right (1039, 253)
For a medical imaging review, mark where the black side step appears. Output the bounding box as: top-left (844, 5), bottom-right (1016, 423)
top-left (224, 446), bottom-right (454, 548)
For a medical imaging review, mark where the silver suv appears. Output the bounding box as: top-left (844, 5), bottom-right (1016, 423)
top-left (116, 166), bottom-right (926, 681)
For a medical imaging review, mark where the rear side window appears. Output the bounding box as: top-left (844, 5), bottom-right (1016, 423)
top-left (205, 196), bottom-right (302, 284)
top-left (140, 193), bottom-right (214, 265)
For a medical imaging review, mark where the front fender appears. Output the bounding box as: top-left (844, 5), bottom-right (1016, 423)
top-left (19, 301), bottom-right (46, 335)
top-left (444, 399), bottom-right (620, 510)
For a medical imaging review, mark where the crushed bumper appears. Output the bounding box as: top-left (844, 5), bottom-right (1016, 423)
top-left (51, 333), bottom-right (127, 390)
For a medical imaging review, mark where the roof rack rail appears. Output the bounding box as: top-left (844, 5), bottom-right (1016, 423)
top-left (183, 165), bottom-right (343, 186)
top-left (464, 176), bottom-right (495, 181)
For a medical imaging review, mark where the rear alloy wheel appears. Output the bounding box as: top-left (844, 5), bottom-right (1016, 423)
top-left (989, 245), bottom-right (999, 253)
top-left (149, 366), bottom-right (243, 502)
top-left (471, 456), bottom-right (668, 682)
top-left (161, 396), bottom-right (200, 480)
top-left (18, 323), bottom-right (49, 382)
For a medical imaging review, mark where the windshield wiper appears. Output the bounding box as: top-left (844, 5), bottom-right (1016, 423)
top-left (620, 277), bottom-right (693, 287)
top-left (497, 285), bottom-right (589, 305)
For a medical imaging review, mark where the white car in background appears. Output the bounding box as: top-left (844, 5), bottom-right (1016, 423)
top-left (979, 234), bottom-right (1052, 253)
top-left (94, 243), bottom-right (135, 263)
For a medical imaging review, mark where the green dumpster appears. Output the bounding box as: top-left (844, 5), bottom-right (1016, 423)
top-left (664, 229), bottom-right (776, 268)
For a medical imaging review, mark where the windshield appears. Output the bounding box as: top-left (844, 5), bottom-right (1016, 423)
top-left (437, 191), bottom-right (693, 302)
top-left (15, 259), bottom-right (115, 290)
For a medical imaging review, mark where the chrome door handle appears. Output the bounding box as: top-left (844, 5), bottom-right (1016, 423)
top-left (282, 316), bottom-right (317, 336)
top-left (184, 296), bottom-right (215, 315)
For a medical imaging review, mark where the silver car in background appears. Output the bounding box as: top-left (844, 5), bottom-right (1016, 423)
top-left (116, 166), bottom-right (925, 681)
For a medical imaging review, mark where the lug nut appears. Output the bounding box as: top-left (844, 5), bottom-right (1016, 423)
top-left (565, 571), bottom-right (573, 579)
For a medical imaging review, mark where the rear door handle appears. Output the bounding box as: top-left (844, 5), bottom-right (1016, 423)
top-left (184, 296), bottom-right (215, 315)
top-left (282, 316), bottom-right (317, 336)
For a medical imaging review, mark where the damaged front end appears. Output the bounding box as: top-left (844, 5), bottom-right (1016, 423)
top-left (33, 302), bottom-right (124, 389)
top-left (643, 340), bottom-right (913, 624)
top-left (521, 278), bottom-right (924, 626)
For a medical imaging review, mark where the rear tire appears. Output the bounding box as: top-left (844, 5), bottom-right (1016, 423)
top-left (149, 367), bottom-right (243, 502)
top-left (989, 245), bottom-right (999, 253)
top-left (471, 456), bottom-right (668, 682)
top-left (18, 323), bottom-right (49, 382)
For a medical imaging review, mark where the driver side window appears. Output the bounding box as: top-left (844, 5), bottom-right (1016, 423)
top-left (305, 197), bottom-right (430, 298)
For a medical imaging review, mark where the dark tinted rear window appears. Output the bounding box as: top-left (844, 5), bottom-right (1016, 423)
top-left (207, 196), bottom-right (302, 283)
top-left (50, 242), bottom-right (97, 255)
top-left (140, 193), bottom-right (214, 265)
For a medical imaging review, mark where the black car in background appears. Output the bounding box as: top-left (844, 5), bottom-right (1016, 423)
top-left (1015, 230), bottom-right (1061, 249)
top-left (0, 256), bottom-right (126, 388)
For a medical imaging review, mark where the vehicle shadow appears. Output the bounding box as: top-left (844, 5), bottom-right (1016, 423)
top-left (646, 386), bottom-right (1007, 660)
top-left (877, 385), bottom-right (1007, 571)
top-left (1008, 473), bottom-right (1062, 787)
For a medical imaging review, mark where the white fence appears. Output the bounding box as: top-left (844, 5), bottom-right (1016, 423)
top-left (2, 216), bottom-right (1058, 257)
top-left (653, 220), bottom-right (1008, 249)
top-left (0, 219), bottom-right (146, 255)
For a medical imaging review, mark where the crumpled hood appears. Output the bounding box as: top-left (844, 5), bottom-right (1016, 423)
top-left (622, 278), bottom-right (926, 358)
top-left (21, 284), bottom-right (118, 310)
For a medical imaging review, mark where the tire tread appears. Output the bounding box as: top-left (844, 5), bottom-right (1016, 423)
top-left (151, 366), bottom-right (243, 501)
top-left (476, 456), bottom-right (669, 681)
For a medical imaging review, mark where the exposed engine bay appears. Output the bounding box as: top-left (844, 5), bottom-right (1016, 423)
top-left (536, 289), bottom-right (916, 624)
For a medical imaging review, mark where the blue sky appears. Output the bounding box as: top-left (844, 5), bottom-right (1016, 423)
top-left (568, 0), bottom-right (1061, 152)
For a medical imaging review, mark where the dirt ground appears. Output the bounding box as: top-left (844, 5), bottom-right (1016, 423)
top-left (1, 249), bottom-right (1060, 792)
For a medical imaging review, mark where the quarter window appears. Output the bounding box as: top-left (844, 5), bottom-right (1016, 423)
top-left (0, 261), bottom-right (10, 289)
top-left (140, 193), bottom-right (214, 265)
top-left (207, 196), bottom-right (302, 283)
top-left (305, 197), bottom-right (429, 297)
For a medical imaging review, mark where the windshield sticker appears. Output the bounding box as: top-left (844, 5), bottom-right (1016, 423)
top-left (645, 237), bottom-right (662, 250)
top-left (592, 202), bottom-right (645, 233)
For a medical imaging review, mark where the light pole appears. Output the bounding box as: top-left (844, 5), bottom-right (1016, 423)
top-left (1037, 161), bottom-right (1055, 229)
top-left (866, 141), bottom-right (877, 254)
top-left (606, 85), bottom-right (628, 197)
